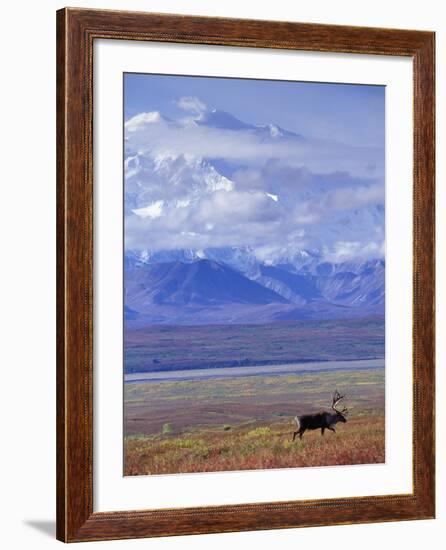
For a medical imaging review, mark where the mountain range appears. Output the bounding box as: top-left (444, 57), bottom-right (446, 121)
top-left (124, 249), bottom-right (384, 326)
top-left (124, 106), bottom-right (384, 326)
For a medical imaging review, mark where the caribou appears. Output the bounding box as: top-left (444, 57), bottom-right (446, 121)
top-left (292, 390), bottom-right (348, 441)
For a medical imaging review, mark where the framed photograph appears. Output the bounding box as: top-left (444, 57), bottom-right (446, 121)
top-left (56, 8), bottom-right (435, 542)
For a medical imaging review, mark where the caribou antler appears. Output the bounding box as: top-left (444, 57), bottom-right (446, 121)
top-left (332, 390), bottom-right (348, 414)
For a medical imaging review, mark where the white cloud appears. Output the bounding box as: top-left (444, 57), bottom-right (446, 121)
top-left (323, 240), bottom-right (385, 262)
top-left (177, 96), bottom-right (207, 115)
top-left (196, 189), bottom-right (281, 225)
top-left (125, 112), bottom-right (384, 180)
top-left (132, 200), bottom-right (164, 219)
top-left (125, 111), bottom-right (164, 132)
top-left (124, 102), bottom-right (385, 261)
top-left (292, 183), bottom-right (384, 225)
top-left (176, 198), bottom-right (191, 209)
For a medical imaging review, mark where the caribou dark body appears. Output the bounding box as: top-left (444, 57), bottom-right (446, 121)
top-left (292, 390), bottom-right (348, 441)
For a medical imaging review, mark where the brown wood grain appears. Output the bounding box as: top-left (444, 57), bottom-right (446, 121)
top-left (56, 7), bottom-right (435, 542)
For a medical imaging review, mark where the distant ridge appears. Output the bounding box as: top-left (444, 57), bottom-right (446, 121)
top-left (125, 259), bottom-right (288, 307)
top-left (124, 255), bottom-right (384, 326)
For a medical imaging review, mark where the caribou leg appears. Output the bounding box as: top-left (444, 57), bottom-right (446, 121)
top-left (292, 429), bottom-right (305, 441)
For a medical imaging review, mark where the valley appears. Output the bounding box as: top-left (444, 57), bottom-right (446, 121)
top-left (124, 317), bottom-right (384, 374)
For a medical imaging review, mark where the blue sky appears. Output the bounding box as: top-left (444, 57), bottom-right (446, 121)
top-left (124, 73), bottom-right (385, 262)
top-left (124, 73), bottom-right (385, 148)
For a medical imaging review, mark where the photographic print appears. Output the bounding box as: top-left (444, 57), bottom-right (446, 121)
top-left (123, 73), bottom-right (385, 476)
top-left (57, 10), bottom-right (435, 540)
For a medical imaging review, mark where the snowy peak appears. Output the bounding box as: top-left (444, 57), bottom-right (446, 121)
top-left (124, 152), bottom-right (235, 216)
top-left (260, 123), bottom-right (302, 140)
top-left (195, 109), bottom-right (301, 140)
top-left (196, 109), bottom-right (257, 131)
top-left (125, 107), bottom-right (301, 139)
top-left (125, 111), bottom-right (170, 132)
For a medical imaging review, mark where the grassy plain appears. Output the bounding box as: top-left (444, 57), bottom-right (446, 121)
top-left (124, 367), bottom-right (384, 475)
top-left (124, 317), bottom-right (384, 373)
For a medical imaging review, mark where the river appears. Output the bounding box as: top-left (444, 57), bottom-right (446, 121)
top-left (124, 358), bottom-right (384, 384)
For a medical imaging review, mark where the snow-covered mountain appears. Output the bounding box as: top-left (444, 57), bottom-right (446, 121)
top-left (196, 108), bottom-right (304, 140)
top-left (123, 105), bottom-right (384, 325)
top-left (124, 112), bottom-right (384, 254)
top-left (125, 152), bottom-right (234, 216)
top-left (196, 109), bottom-right (257, 131)
top-left (124, 108), bottom-right (306, 221)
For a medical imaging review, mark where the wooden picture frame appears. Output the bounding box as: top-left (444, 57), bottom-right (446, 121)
top-left (56, 7), bottom-right (435, 542)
